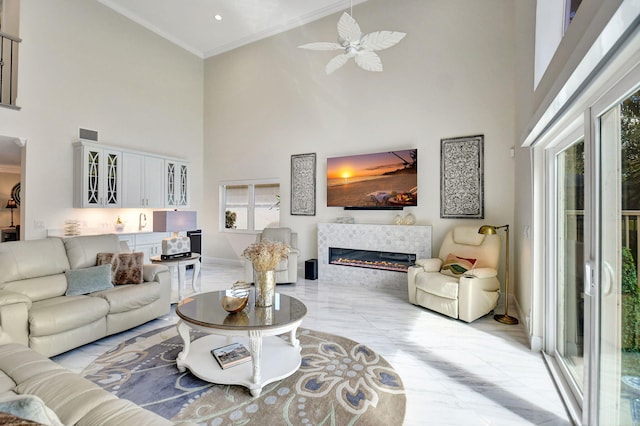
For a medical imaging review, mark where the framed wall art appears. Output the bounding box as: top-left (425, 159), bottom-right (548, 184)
top-left (291, 153), bottom-right (316, 216)
top-left (440, 135), bottom-right (484, 219)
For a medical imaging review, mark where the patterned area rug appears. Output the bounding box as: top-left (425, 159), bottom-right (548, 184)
top-left (82, 325), bottom-right (406, 425)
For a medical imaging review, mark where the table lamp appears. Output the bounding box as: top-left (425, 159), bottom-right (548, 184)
top-left (153, 210), bottom-right (197, 259)
top-left (478, 224), bottom-right (518, 325)
top-left (5, 198), bottom-right (17, 228)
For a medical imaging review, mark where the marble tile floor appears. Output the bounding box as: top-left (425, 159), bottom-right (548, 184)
top-left (53, 262), bottom-right (572, 426)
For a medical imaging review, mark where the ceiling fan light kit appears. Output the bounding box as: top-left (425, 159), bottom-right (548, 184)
top-left (299, 12), bottom-right (406, 75)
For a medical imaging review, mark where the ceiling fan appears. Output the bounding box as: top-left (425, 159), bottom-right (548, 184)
top-left (299, 11), bottom-right (406, 75)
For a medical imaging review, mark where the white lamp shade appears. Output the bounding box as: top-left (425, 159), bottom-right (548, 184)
top-left (153, 211), bottom-right (197, 233)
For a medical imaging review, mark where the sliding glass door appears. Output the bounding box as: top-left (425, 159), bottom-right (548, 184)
top-left (596, 86), bottom-right (640, 425)
top-left (545, 64), bottom-right (640, 424)
top-left (553, 137), bottom-right (586, 406)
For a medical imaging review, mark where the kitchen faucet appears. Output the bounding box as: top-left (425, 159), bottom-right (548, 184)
top-left (139, 213), bottom-right (147, 231)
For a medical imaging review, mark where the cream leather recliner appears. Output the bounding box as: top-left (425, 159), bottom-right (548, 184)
top-left (407, 226), bottom-right (501, 322)
top-left (244, 227), bottom-right (300, 284)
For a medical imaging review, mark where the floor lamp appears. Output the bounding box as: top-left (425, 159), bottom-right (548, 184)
top-left (5, 198), bottom-right (16, 228)
top-left (478, 224), bottom-right (519, 325)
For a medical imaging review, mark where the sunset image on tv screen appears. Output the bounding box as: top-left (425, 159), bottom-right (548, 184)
top-left (327, 149), bottom-right (417, 208)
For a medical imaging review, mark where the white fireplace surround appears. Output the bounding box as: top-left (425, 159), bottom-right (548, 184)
top-left (317, 223), bottom-right (432, 288)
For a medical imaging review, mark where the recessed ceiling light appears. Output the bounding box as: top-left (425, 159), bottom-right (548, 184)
top-left (214, 14), bottom-right (222, 21)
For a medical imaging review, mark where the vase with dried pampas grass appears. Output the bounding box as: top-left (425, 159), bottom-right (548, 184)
top-left (243, 240), bottom-right (290, 307)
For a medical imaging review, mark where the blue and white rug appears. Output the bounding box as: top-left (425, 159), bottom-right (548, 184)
top-left (82, 325), bottom-right (406, 425)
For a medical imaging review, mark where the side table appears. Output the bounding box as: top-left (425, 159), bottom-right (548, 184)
top-left (150, 253), bottom-right (201, 303)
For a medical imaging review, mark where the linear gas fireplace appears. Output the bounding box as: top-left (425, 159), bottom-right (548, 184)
top-left (318, 223), bottom-right (432, 288)
top-left (329, 247), bottom-right (416, 272)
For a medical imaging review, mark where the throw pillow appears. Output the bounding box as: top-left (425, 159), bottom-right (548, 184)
top-left (0, 412), bottom-right (41, 425)
top-left (0, 394), bottom-right (64, 426)
top-left (97, 252), bottom-right (144, 285)
top-left (440, 253), bottom-right (477, 277)
top-left (64, 264), bottom-right (114, 296)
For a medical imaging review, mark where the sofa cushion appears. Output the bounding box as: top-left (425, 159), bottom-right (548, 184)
top-left (96, 253), bottom-right (144, 285)
top-left (0, 345), bottom-right (66, 385)
top-left (1, 275), bottom-right (67, 303)
top-left (0, 394), bottom-right (63, 426)
top-left (91, 282), bottom-right (161, 314)
top-left (64, 235), bottom-right (122, 270)
top-left (65, 265), bottom-right (114, 296)
top-left (0, 239), bottom-right (70, 284)
top-left (15, 369), bottom-right (116, 426)
top-left (452, 226), bottom-right (486, 246)
top-left (415, 271), bottom-right (459, 300)
top-left (29, 296), bottom-right (109, 337)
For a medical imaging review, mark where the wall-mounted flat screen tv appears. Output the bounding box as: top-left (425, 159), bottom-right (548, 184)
top-left (327, 149), bottom-right (417, 209)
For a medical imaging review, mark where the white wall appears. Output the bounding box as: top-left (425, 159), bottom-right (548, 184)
top-left (515, 0), bottom-right (627, 344)
top-left (203, 0), bottom-right (517, 286)
top-left (0, 0), bottom-right (204, 239)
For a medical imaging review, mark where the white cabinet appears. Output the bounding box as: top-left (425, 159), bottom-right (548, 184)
top-left (73, 141), bottom-right (188, 209)
top-left (73, 142), bottom-right (122, 208)
top-left (122, 153), bottom-right (165, 208)
top-left (164, 160), bottom-right (190, 208)
top-left (118, 232), bottom-right (170, 263)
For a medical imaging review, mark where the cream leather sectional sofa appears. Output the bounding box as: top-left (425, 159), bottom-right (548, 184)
top-left (0, 343), bottom-right (196, 425)
top-left (0, 234), bottom-right (171, 357)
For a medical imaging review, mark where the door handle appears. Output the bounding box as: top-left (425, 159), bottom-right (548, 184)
top-left (602, 261), bottom-right (615, 296)
top-left (585, 261), bottom-right (593, 296)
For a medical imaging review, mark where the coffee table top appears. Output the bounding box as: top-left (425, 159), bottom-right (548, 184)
top-left (176, 290), bottom-right (307, 330)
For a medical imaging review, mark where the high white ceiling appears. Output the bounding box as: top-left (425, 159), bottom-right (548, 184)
top-left (0, 1), bottom-right (369, 168)
top-left (98, 0), bottom-right (368, 58)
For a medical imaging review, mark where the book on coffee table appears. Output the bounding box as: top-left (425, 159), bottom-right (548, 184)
top-left (211, 342), bottom-right (251, 369)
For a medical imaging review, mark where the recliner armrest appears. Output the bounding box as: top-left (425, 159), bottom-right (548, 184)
top-left (415, 258), bottom-right (442, 272)
top-left (0, 289), bottom-right (32, 309)
top-left (463, 267), bottom-right (497, 279)
top-left (0, 290), bottom-right (31, 346)
top-left (142, 264), bottom-right (170, 282)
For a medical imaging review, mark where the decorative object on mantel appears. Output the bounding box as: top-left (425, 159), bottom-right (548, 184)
top-left (243, 240), bottom-right (290, 307)
top-left (5, 199), bottom-right (16, 227)
top-left (404, 212), bottom-right (416, 225)
top-left (291, 153), bottom-right (316, 216)
top-left (221, 281), bottom-right (250, 313)
top-left (478, 224), bottom-right (518, 325)
top-left (393, 212), bottom-right (416, 225)
top-left (440, 134), bottom-right (484, 219)
top-left (10, 183), bottom-right (20, 206)
top-left (298, 2), bottom-right (406, 74)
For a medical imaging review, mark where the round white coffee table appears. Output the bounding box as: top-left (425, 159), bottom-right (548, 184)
top-left (175, 290), bottom-right (307, 397)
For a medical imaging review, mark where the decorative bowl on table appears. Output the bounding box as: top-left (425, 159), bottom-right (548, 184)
top-left (221, 280), bottom-right (250, 313)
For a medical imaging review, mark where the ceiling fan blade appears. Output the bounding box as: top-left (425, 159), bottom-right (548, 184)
top-left (298, 42), bottom-right (343, 51)
top-left (354, 51), bottom-right (382, 72)
top-left (326, 54), bottom-right (350, 75)
top-left (360, 31), bottom-right (407, 51)
top-left (337, 12), bottom-right (362, 44)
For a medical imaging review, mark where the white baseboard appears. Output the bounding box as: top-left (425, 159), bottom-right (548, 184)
top-left (202, 256), bottom-right (243, 266)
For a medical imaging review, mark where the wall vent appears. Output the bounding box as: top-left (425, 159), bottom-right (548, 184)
top-left (78, 128), bottom-right (99, 142)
